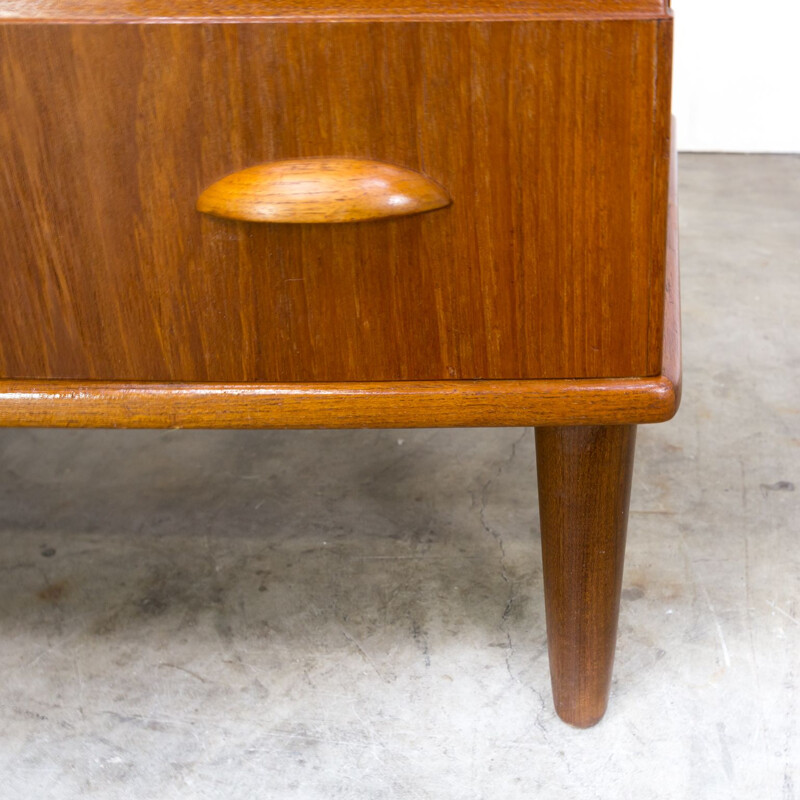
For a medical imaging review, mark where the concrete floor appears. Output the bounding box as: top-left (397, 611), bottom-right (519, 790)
top-left (1, 154), bottom-right (798, 798)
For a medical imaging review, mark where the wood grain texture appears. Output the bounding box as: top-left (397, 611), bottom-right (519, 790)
top-left (0, 1), bottom-right (672, 23)
top-left (0, 19), bottom-right (672, 382)
top-left (535, 424), bottom-right (636, 727)
top-left (0, 376), bottom-right (676, 430)
top-left (197, 158), bottom-right (451, 224)
top-left (646, 17), bottom-right (674, 375)
top-left (663, 121), bottom-right (682, 409)
top-left (0, 131), bottom-right (680, 430)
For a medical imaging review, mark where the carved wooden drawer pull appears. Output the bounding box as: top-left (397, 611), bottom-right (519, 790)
top-left (197, 158), bottom-right (451, 223)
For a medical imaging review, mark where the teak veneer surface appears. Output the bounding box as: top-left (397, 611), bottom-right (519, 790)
top-left (0, 1), bottom-right (671, 22)
top-left (0, 19), bottom-right (672, 383)
top-left (0, 376), bottom-right (677, 429)
top-left (0, 142), bottom-right (680, 430)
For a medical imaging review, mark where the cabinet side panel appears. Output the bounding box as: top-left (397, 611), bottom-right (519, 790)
top-left (646, 16), bottom-right (673, 376)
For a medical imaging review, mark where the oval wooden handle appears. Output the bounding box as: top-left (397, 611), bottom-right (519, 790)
top-left (197, 158), bottom-right (451, 223)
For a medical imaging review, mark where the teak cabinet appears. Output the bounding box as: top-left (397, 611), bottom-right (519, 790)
top-left (0, 1), bottom-right (679, 727)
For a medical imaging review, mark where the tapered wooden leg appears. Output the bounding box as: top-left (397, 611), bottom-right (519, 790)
top-left (535, 424), bottom-right (636, 728)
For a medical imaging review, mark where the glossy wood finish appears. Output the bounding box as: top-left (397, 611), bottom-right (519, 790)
top-left (197, 158), bottom-right (450, 224)
top-left (664, 123), bottom-right (682, 412)
top-left (0, 20), bottom-right (672, 382)
top-left (535, 424), bottom-right (636, 727)
top-left (0, 1), bottom-right (671, 22)
top-left (0, 164), bottom-right (680, 429)
top-left (0, 376), bottom-right (677, 429)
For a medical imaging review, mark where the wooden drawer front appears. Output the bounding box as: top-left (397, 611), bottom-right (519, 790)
top-left (0, 21), bottom-right (671, 382)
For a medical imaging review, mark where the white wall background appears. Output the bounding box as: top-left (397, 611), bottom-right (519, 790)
top-left (672, 0), bottom-right (800, 152)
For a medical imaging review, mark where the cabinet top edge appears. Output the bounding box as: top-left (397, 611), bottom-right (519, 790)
top-left (0, 1), bottom-right (671, 23)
